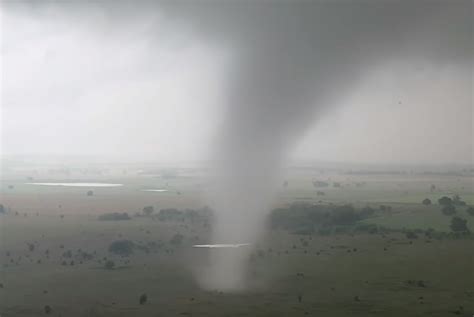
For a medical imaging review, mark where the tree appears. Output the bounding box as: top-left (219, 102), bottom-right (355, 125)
top-left (330, 205), bottom-right (358, 225)
top-left (422, 198), bottom-right (431, 206)
top-left (430, 184), bottom-right (436, 192)
top-left (450, 217), bottom-right (469, 233)
top-left (170, 233), bottom-right (184, 246)
top-left (0, 204), bottom-right (5, 214)
top-left (359, 206), bottom-right (375, 218)
top-left (44, 305), bottom-right (52, 314)
top-left (438, 196), bottom-right (453, 206)
top-left (104, 260), bottom-right (115, 270)
top-left (109, 240), bottom-right (135, 256)
top-left (87, 190), bottom-right (94, 196)
top-left (312, 180), bottom-right (329, 188)
top-left (98, 212), bottom-right (130, 221)
top-left (452, 195), bottom-right (466, 206)
top-left (442, 205), bottom-right (456, 215)
top-left (466, 206), bottom-right (474, 216)
top-left (139, 293), bottom-right (148, 305)
top-left (143, 206), bottom-right (154, 216)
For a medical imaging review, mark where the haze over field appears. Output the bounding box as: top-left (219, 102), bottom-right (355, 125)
top-left (1, 0), bottom-right (473, 298)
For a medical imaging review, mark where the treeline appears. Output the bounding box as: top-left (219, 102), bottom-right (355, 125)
top-left (98, 206), bottom-right (212, 224)
top-left (270, 203), bottom-right (375, 235)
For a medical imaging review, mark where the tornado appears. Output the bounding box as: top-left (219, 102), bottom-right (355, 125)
top-left (179, 2), bottom-right (471, 291)
top-left (4, 0), bottom-right (470, 292)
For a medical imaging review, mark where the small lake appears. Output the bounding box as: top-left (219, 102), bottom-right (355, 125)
top-left (26, 182), bottom-right (123, 187)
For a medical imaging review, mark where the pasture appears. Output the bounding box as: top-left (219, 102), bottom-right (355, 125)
top-left (0, 164), bottom-right (473, 316)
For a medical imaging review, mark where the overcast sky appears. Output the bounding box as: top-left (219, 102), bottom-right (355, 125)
top-left (1, 1), bottom-right (472, 165)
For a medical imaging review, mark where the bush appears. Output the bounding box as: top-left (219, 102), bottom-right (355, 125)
top-left (158, 209), bottom-right (183, 222)
top-left (355, 223), bottom-right (379, 234)
top-left (104, 260), bottom-right (115, 270)
top-left (330, 205), bottom-right (359, 225)
top-left (108, 240), bottom-right (135, 256)
top-left (359, 206), bottom-right (375, 218)
top-left (98, 212), bottom-right (131, 221)
top-left (442, 205), bottom-right (456, 216)
top-left (422, 198), bottom-right (431, 206)
top-left (318, 227), bottom-right (332, 235)
top-left (312, 181), bottom-right (329, 188)
top-left (438, 196), bottom-right (453, 206)
top-left (450, 217), bottom-right (469, 233)
top-left (466, 206), bottom-right (474, 216)
top-left (0, 204), bottom-right (5, 214)
top-left (170, 234), bottom-right (184, 246)
top-left (452, 195), bottom-right (466, 206)
top-left (143, 206), bottom-right (154, 216)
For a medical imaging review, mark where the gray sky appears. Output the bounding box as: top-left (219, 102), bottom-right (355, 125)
top-left (1, 1), bottom-right (472, 165)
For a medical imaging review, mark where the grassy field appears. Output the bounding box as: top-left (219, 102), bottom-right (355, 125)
top-left (0, 165), bottom-right (473, 316)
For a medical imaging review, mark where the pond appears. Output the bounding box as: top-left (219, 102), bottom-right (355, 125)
top-left (25, 182), bottom-right (123, 187)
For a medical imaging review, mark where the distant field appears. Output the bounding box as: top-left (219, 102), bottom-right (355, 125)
top-left (0, 213), bottom-right (473, 317)
top-left (360, 206), bottom-right (474, 232)
top-left (1, 166), bottom-right (473, 316)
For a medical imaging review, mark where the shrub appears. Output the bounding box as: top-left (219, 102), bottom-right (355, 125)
top-left (359, 206), bottom-right (375, 218)
top-left (438, 196), bottom-right (453, 206)
top-left (466, 206), bottom-right (474, 216)
top-left (422, 198), bottom-right (431, 206)
top-left (312, 181), bottom-right (329, 188)
top-left (98, 212), bottom-right (131, 221)
top-left (318, 227), bottom-right (332, 235)
top-left (108, 240), bottom-right (135, 256)
top-left (44, 305), bottom-right (52, 314)
top-left (158, 208), bottom-right (183, 222)
top-left (450, 217), bottom-right (469, 233)
top-left (139, 293), bottom-right (148, 305)
top-left (104, 260), bottom-right (115, 270)
top-left (330, 205), bottom-right (359, 225)
top-left (442, 205), bottom-right (456, 216)
top-left (143, 206), bottom-right (154, 216)
top-left (355, 223), bottom-right (379, 234)
top-left (452, 195), bottom-right (466, 206)
top-left (170, 234), bottom-right (184, 246)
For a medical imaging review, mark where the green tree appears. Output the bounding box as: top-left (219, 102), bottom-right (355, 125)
top-left (466, 206), bottom-right (474, 216)
top-left (109, 240), bottom-right (135, 256)
top-left (450, 217), bottom-right (469, 232)
top-left (438, 196), bottom-right (453, 206)
top-left (442, 205), bottom-right (456, 215)
top-left (452, 195), bottom-right (466, 206)
top-left (170, 233), bottom-right (184, 246)
top-left (143, 206), bottom-right (154, 216)
top-left (422, 198), bottom-right (431, 206)
top-left (139, 293), bottom-right (148, 305)
top-left (104, 260), bottom-right (115, 270)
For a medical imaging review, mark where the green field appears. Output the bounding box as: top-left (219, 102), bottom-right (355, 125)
top-left (1, 165), bottom-right (473, 316)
